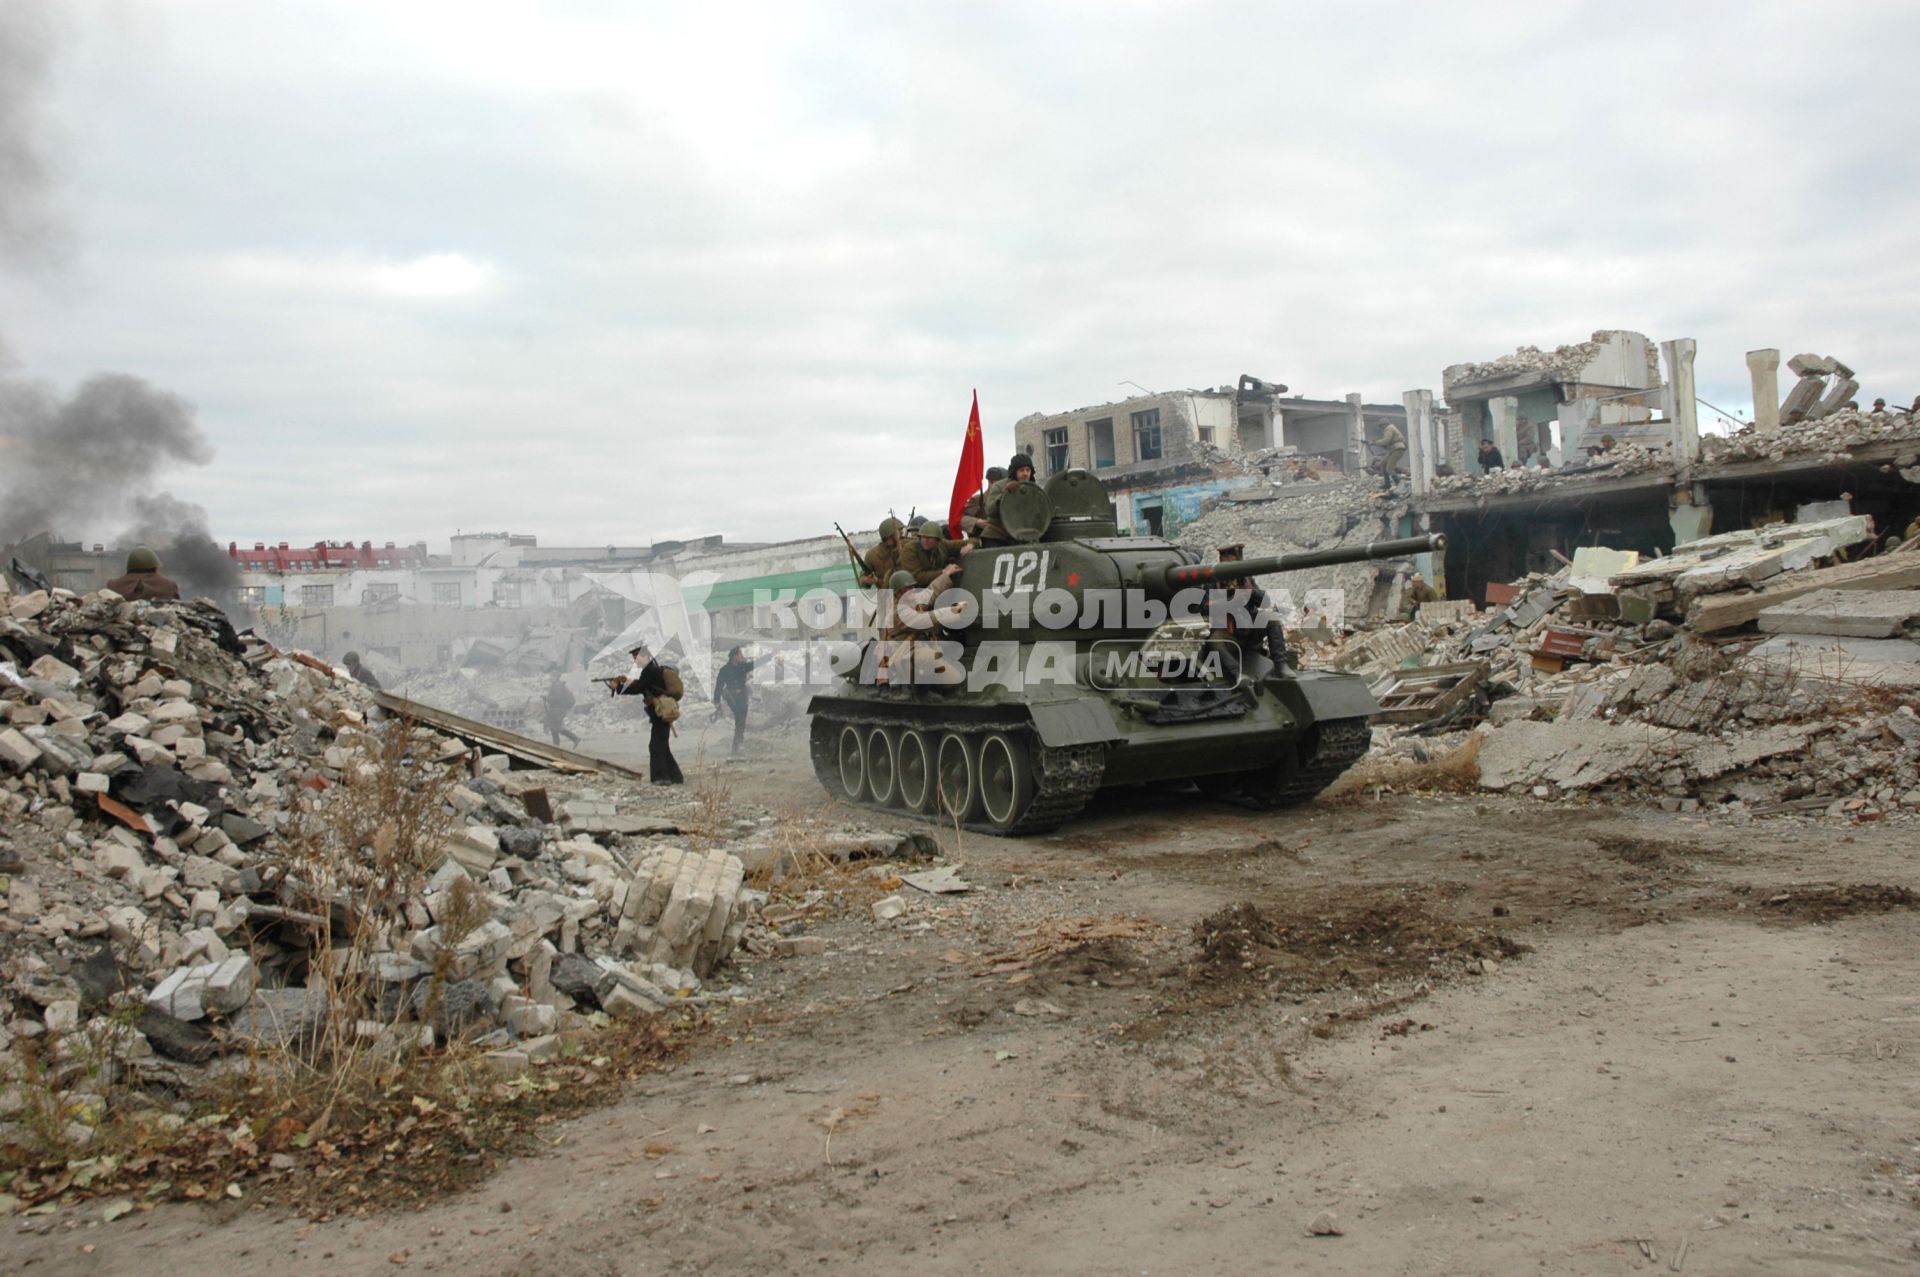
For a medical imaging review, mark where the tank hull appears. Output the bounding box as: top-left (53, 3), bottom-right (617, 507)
top-left (805, 664), bottom-right (1377, 836)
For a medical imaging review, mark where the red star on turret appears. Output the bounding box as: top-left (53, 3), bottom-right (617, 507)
top-left (1066, 571), bottom-right (1081, 587)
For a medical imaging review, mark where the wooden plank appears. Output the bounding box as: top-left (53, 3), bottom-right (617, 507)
top-left (369, 691), bottom-right (650, 783)
top-left (1686, 554), bottom-right (1920, 633)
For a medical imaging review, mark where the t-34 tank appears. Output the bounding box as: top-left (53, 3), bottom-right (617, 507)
top-left (809, 469), bottom-right (1445, 834)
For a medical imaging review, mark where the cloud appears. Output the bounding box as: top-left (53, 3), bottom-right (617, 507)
top-left (217, 250), bottom-right (495, 299)
top-left (5, 0), bottom-right (1918, 549)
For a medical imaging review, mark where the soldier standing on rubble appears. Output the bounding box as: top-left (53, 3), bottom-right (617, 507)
top-left (711, 646), bottom-right (756, 757)
top-left (106, 547), bottom-right (182, 601)
top-left (542, 673), bottom-right (580, 748)
top-left (1376, 420), bottom-right (1408, 477)
top-left (615, 643), bottom-right (683, 785)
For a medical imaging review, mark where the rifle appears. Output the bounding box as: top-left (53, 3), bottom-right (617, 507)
top-left (592, 675), bottom-right (626, 697)
top-left (833, 522), bottom-right (873, 588)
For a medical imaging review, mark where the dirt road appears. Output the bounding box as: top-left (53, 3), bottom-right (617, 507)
top-left (9, 723), bottom-right (1920, 1275)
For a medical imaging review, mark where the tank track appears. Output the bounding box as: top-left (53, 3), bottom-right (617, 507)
top-left (809, 710), bottom-right (1106, 837)
top-left (1260, 716), bottom-right (1374, 807)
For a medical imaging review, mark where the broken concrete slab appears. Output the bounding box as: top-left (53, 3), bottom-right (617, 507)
top-left (1476, 719), bottom-right (1689, 791)
top-left (1689, 552), bottom-right (1920, 632)
top-left (1757, 588), bottom-right (1920, 639)
top-left (1748, 634), bottom-right (1920, 690)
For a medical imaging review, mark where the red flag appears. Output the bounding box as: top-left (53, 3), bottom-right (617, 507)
top-left (946, 390), bottom-right (986, 538)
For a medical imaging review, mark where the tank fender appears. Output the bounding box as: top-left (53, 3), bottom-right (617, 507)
top-left (1278, 670), bottom-right (1380, 725)
top-left (1025, 697), bottom-right (1122, 747)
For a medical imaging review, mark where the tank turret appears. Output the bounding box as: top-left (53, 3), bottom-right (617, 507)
top-left (810, 469), bottom-right (1445, 835)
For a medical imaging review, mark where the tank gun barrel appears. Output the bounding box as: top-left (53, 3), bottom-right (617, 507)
top-left (1159, 533), bottom-right (1446, 593)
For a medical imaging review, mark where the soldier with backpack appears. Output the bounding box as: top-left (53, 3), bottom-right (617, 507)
top-left (614, 642), bottom-right (684, 785)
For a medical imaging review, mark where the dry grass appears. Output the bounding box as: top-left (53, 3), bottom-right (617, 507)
top-left (1325, 731), bottom-right (1484, 800)
top-left (0, 723), bottom-right (693, 1216)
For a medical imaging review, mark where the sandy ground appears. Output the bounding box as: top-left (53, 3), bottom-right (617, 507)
top-left (8, 718), bottom-right (1920, 1276)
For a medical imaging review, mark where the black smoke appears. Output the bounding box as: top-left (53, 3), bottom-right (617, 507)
top-left (0, 0), bottom-right (62, 267)
top-left (0, 372), bottom-right (239, 604)
top-left (0, 6), bottom-right (240, 608)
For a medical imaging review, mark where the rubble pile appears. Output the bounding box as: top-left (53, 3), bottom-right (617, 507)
top-left (1179, 476), bottom-right (1401, 619)
top-left (1427, 440), bottom-right (1669, 496)
top-left (1327, 522), bottom-right (1920, 818)
top-left (1441, 329), bottom-right (1660, 394)
top-left (0, 577), bottom-right (783, 1132)
top-left (1699, 403), bottom-right (1920, 470)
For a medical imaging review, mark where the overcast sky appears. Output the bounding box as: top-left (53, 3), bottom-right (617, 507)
top-left (5, 0), bottom-right (1917, 550)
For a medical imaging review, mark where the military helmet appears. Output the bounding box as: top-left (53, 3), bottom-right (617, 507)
top-left (985, 466), bottom-right (1008, 483)
top-left (343, 651), bottom-right (362, 665)
top-left (879, 516), bottom-right (905, 538)
top-left (888, 570), bottom-right (916, 591)
top-left (125, 546), bottom-right (160, 573)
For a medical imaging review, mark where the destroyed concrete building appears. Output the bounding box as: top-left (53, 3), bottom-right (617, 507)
top-left (1014, 380), bottom-right (1407, 538)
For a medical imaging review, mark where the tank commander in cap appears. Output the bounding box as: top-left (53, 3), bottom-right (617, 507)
top-left (861, 517), bottom-right (906, 587)
top-left (106, 546), bottom-right (182, 602)
top-left (979, 454), bottom-right (1037, 545)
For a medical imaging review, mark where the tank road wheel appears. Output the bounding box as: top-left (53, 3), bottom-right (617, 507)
top-left (935, 732), bottom-right (980, 824)
top-left (836, 724), bottom-right (868, 801)
top-left (976, 731), bottom-right (1036, 834)
top-left (865, 726), bottom-right (900, 807)
top-left (895, 728), bottom-right (936, 814)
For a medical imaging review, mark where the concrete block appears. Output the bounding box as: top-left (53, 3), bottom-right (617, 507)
top-left (26, 654), bottom-right (80, 685)
top-left (95, 842), bottom-right (145, 878)
top-left (23, 727), bottom-right (91, 775)
top-left (203, 955), bottom-right (256, 1013)
top-left (9, 590), bottom-right (50, 619)
top-left (506, 1000), bottom-right (557, 1038)
top-left (485, 1049), bottom-right (530, 1076)
top-left (0, 728), bottom-right (42, 772)
top-left (599, 984), bottom-right (656, 1019)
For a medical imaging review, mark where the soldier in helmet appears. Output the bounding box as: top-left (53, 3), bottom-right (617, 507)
top-left (106, 546), bottom-right (182, 602)
top-left (860, 517), bottom-right (906, 586)
top-left (961, 465), bottom-right (1009, 536)
top-left (900, 515), bottom-right (975, 597)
